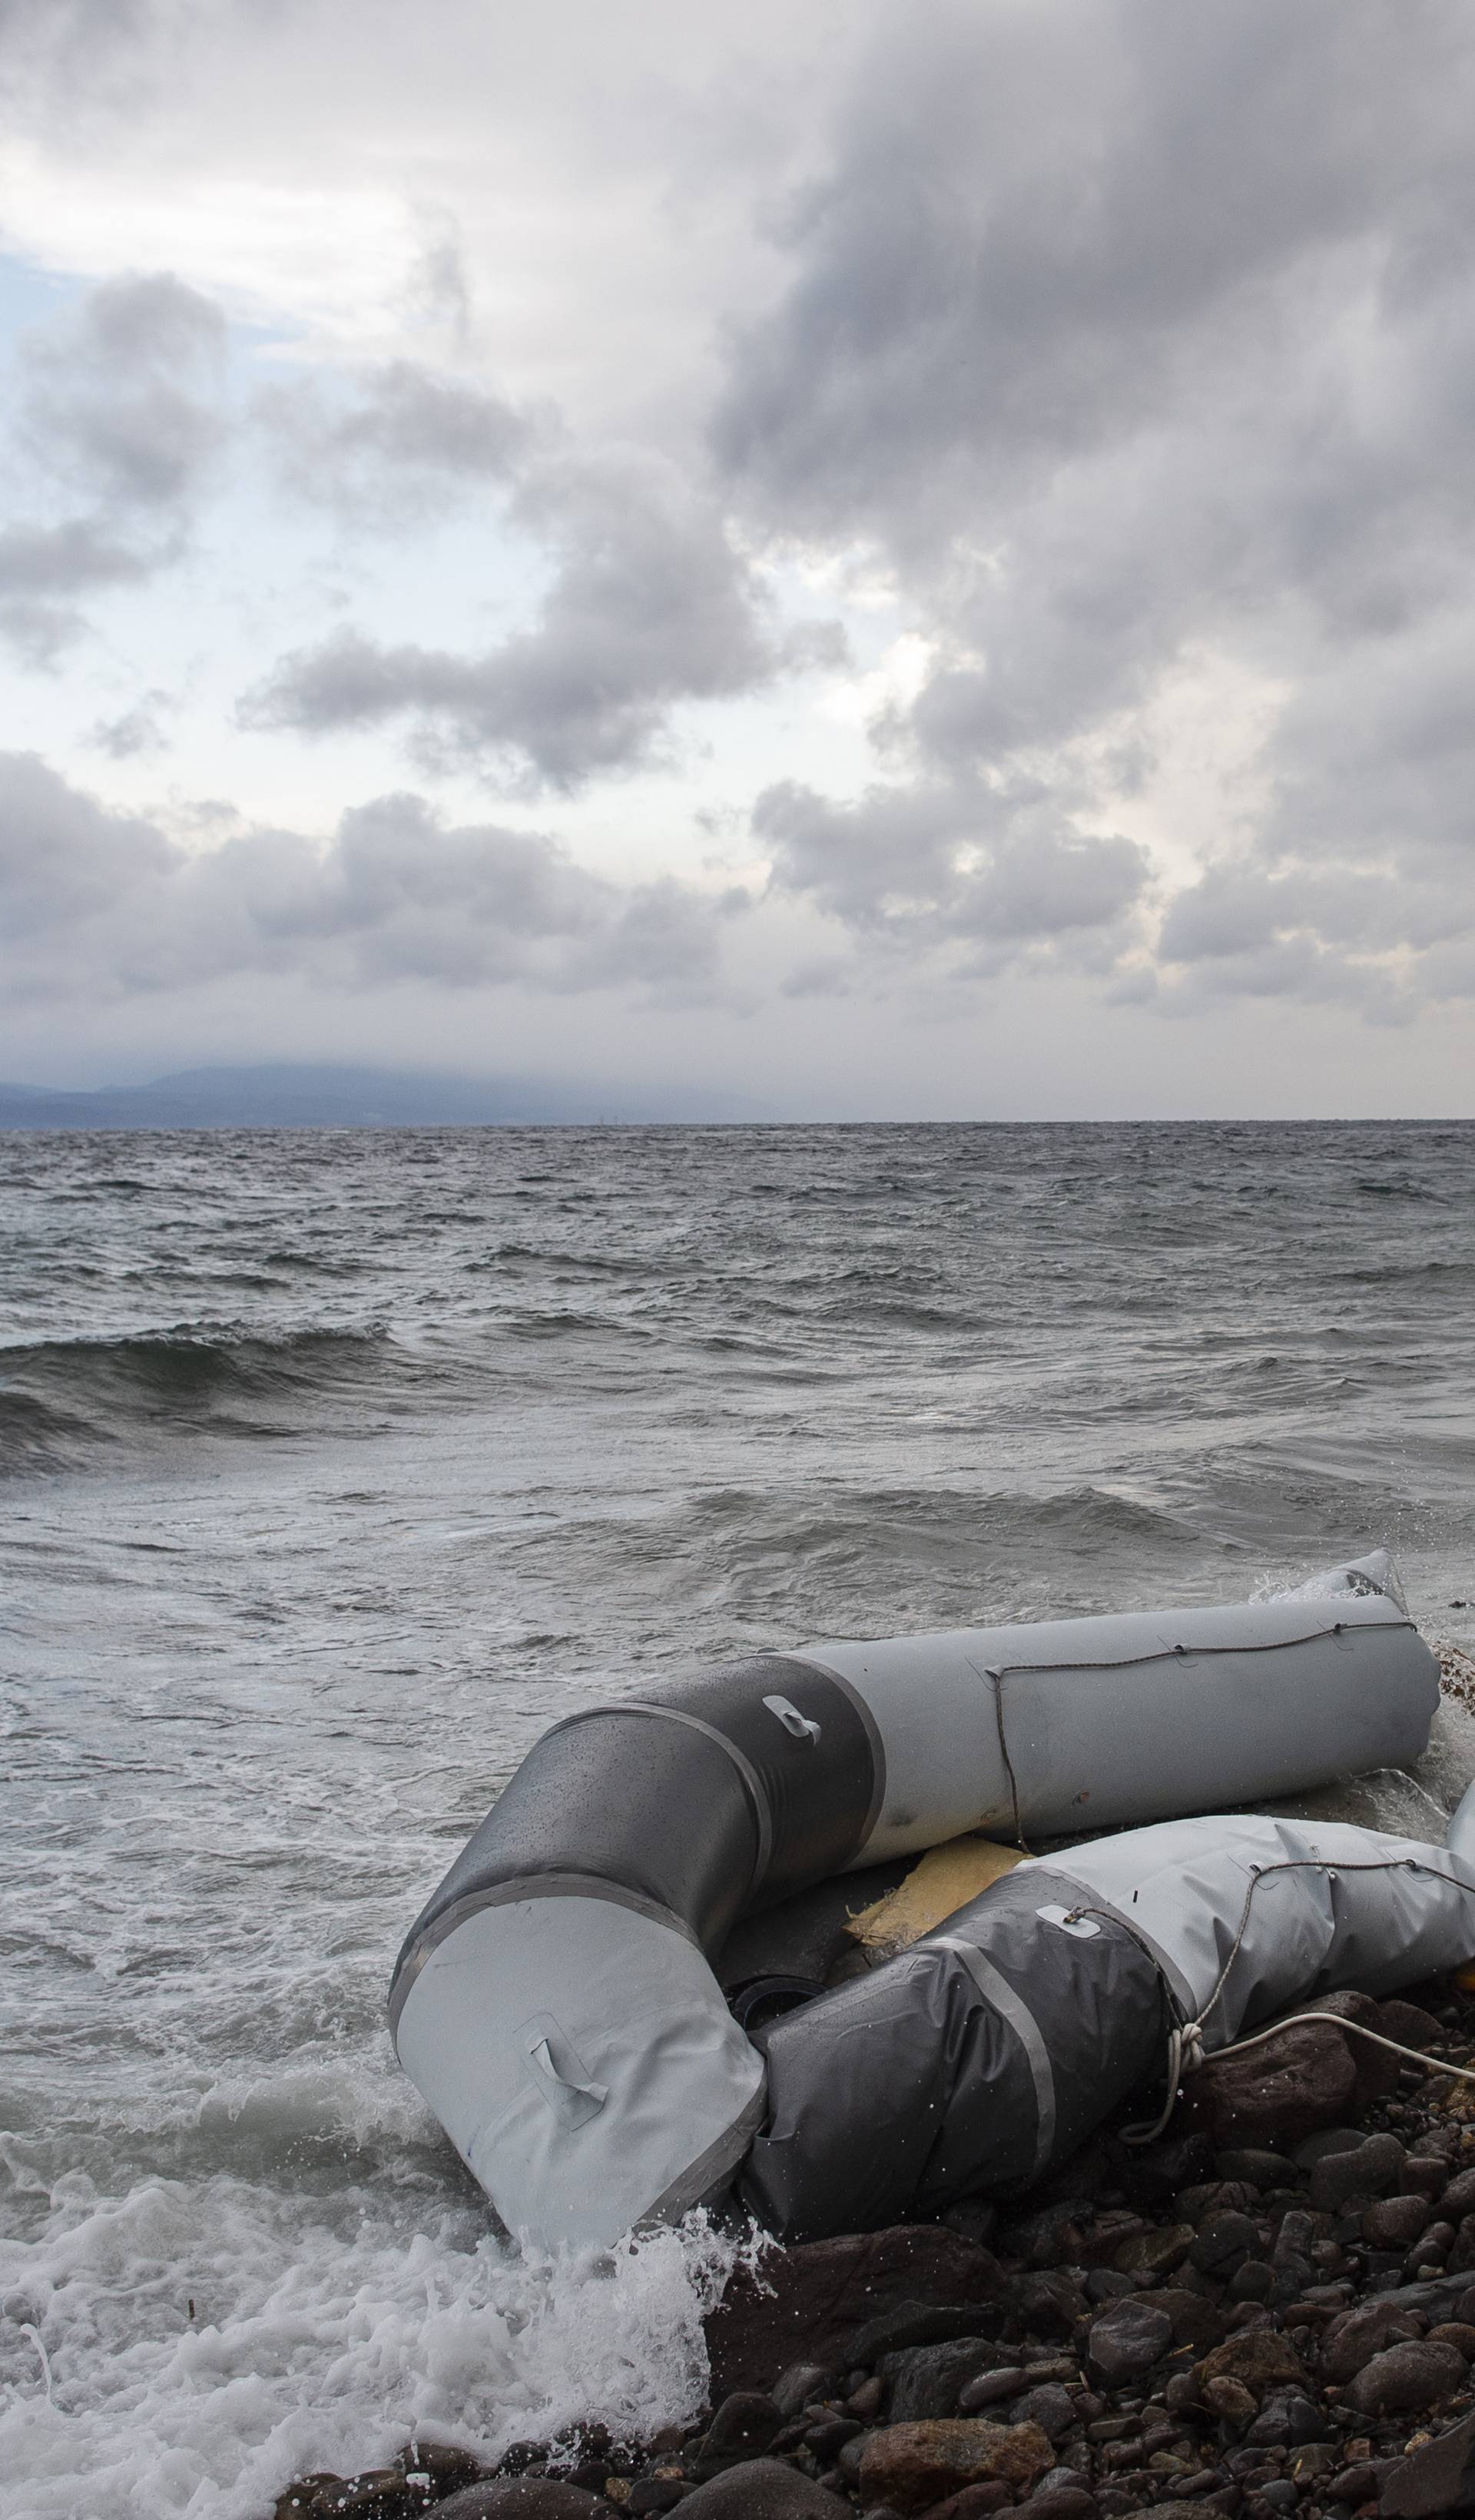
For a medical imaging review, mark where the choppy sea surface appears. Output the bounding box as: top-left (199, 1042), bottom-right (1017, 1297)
top-left (3, 1120), bottom-right (1474, 2518)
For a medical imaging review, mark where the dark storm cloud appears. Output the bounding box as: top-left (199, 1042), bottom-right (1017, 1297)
top-left (241, 449), bottom-right (831, 789)
top-left (0, 750), bottom-right (733, 1002)
top-left (716, 0), bottom-right (1475, 1009)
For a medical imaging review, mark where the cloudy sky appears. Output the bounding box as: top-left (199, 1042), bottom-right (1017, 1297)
top-left (2, 0), bottom-right (1473, 1116)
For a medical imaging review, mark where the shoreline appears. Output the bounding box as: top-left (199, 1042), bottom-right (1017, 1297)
top-left (268, 1962), bottom-right (1475, 2520)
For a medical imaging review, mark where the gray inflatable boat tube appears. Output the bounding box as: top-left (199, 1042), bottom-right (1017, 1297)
top-left (388, 1553), bottom-right (1440, 2250)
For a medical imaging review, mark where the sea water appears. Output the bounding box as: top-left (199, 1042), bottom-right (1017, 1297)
top-left (3, 1120), bottom-right (1473, 2517)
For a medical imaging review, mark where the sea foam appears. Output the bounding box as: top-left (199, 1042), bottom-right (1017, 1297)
top-left (1, 2169), bottom-right (760, 2520)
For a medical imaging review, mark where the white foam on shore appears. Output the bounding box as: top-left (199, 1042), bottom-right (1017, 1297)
top-left (0, 2164), bottom-right (761, 2520)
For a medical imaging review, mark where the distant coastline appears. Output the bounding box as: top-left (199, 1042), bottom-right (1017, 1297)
top-left (0, 1062), bottom-right (768, 1129)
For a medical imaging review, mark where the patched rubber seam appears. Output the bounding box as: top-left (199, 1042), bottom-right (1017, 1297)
top-left (932, 1932), bottom-right (1057, 2177)
top-left (387, 1872), bottom-right (698, 2045)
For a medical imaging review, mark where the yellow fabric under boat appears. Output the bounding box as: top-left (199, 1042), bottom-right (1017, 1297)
top-left (846, 1834), bottom-right (1026, 1959)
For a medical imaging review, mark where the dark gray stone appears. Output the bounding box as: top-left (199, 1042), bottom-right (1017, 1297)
top-left (678, 2462), bottom-right (853, 2520)
top-left (771, 2364), bottom-right (839, 2419)
top-left (433, 2485), bottom-right (607, 2520)
top-left (1309, 2134), bottom-right (1406, 2214)
top-left (1347, 2339), bottom-right (1468, 2418)
top-left (883, 2339), bottom-right (1004, 2425)
top-left (1190, 2213), bottom-right (1261, 2277)
top-left (851, 2303), bottom-right (998, 2367)
top-left (1007, 2386), bottom-right (1077, 2443)
top-left (696, 2396), bottom-right (784, 2475)
top-left (1215, 2150), bottom-right (1298, 2190)
top-left (1086, 2300), bottom-right (1173, 2386)
top-left (956, 2369), bottom-right (1031, 2416)
top-left (1381, 2412), bottom-right (1475, 2517)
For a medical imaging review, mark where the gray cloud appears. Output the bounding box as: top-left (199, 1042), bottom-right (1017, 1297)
top-left (18, 272), bottom-right (227, 509)
top-left (0, 751), bottom-right (735, 1004)
top-left (0, 519), bottom-right (160, 665)
top-left (241, 448), bottom-right (827, 788)
top-left (714, 0), bottom-right (1475, 1015)
top-left (262, 358), bottom-right (539, 522)
top-left (0, 272), bottom-right (227, 659)
top-left (754, 776), bottom-right (1152, 977)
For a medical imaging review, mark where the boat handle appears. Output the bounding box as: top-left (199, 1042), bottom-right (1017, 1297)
top-left (522, 2020), bottom-right (608, 2124)
top-left (763, 1693), bottom-right (822, 1746)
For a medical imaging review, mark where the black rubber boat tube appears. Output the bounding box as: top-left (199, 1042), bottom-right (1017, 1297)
top-left (743, 1812), bottom-right (1475, 2242)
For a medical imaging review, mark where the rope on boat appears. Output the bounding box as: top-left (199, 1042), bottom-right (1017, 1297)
top-left (1050, 1854), bottom-right (1475, 2144)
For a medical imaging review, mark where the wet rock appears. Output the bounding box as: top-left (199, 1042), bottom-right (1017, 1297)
top-left (1015, 2273), bottom-right (1088, 2339)
top-left (286, 2474), bottom-right (434, 2518)
top-left (1191, 2213), bottom-right (1262, 2278)
top-left (1192, 1995), bottom-right (1410, 2150)
top-left (1311, 2133), bottom-right (1407, 2214)
top-left (1188, 2021), bottom-right (1361, 2146)
top-left (1201, 2376), bottom-right (1257, 2428)
top-left (1430, 2325), bottom-right (1475, 2359)
top-left (1368, 2197), bottom-right (1438, 2250)
top-left (884, 2342), bottom-right (1006, 2425)
top-left (1195, 2329), bottom-right (1307, 2402)
top-left (921, 2484), bottom-right (1013, 2520)
top-left (1321, 2300), bottom-right (1429, 2382)
top-left (1380, 2410), bottom-right (1475, 2516)
top-left (857, 2419), bottom-right (1055, 2514)
top-left (1441, 2171), bottom-right (1475, 2223)
top-left (1086, 2301), bottom-right (1174, 2385)
top-left (396, 2444), bottom-right (490, 2502)
top-left (804, 2418), bottom-right (860, 2459)
top-left (956, 2369), bottom-right (1031, 2415)
top-left (434, 2485), bottom-right (608, 2520)
top-left (1004, 2207), bottom-right (1086, 2270)
top-left (694, 2396), bottom-right (786, 2478)
top-left (1330, 2459), bottom-right (1394, 2507)
top-left (1007, 2385), bottom-right (1077, 2443)
top-left (705, 2231), bottom-right (1002, 2400)
top-left (1345, 2339), bottom-right (1468, 2417)
top-left (771, 2364), bottom-right (839, 2419)
top-left (1243, 2390), bottom-right (1329, 2448)
top-left (850, 2306), bottom-right (1001, 2366)
top-left (1115, 2226), bottom-right (1194, 2278)
top-left (675, 2459), bottom-right (852, 2520)
top-left (1404, 2159), bottom-right (1453, 2203)
top-left (1137, 2287), bottom-right (1230, 2353)
top-left (1013, 2490), bottom-right (1099, 2520)
top-left (1294, 2127), bottom-right (1365, 2170)
top-left (1380, 2001), bottom-right (1446, 2056)
top-left (1127, 2134), bottom-right (1215, 2203)
top-left (941, 2201), bottom-right (1000, 2250)
top-left (1217, 2151), bottom-right (1298, 2190)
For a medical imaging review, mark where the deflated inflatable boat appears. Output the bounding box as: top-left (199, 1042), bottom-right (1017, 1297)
top-left (389, 1553), bottom-right (1450, 2250)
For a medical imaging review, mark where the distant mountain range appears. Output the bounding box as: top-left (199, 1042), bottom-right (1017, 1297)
top-left (0, 1063), bottom-right (767, 1129)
